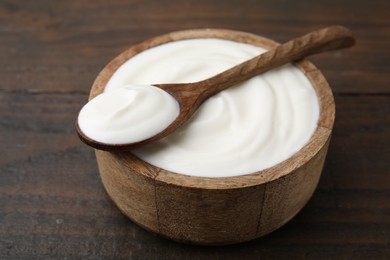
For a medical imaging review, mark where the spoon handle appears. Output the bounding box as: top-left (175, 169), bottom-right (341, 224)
top-left (198, 25), bottom-right (355, 98)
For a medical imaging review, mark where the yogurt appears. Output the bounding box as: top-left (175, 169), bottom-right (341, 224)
top-left (105, 39), bottom-right (320, 177)
top-left (78, 84), bottom-right (179, 144)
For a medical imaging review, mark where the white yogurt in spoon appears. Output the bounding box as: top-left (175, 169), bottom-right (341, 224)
top-left (105, 38), bottom-right (320, 177)
top-left (78, 84), bottom-right (179, 144)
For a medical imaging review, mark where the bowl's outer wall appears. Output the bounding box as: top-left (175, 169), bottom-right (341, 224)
top-left (97, 137), bottom-right (329, 245)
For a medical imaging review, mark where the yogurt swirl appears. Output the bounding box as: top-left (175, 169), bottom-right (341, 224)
top-left (105, 39), bottom-right (320, 177)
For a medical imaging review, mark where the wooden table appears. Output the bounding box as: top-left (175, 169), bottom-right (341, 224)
top-left (1, 1), bottom-right (389, 258)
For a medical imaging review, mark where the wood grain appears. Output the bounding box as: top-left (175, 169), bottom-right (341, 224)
top-left (0, 0), bottom-right (389, 258)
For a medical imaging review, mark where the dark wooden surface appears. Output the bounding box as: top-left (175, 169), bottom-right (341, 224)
top-left (0, 0), bottom-right (389, 259)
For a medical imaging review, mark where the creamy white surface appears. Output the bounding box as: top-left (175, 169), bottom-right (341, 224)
top-left (105, 39), bottom-right (320, 177)
top-left (78, 84), bottom-right (179, 144)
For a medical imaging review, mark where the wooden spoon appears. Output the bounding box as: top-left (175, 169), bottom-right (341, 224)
top-left (76, 25), bottom-right (355, 151)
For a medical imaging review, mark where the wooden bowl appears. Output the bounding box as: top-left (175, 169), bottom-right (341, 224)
top-left (90, 29), bottom-right (335, 245)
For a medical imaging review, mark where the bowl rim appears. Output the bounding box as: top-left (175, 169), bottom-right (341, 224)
top-left (90, 28), bottom-right (335, 189)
